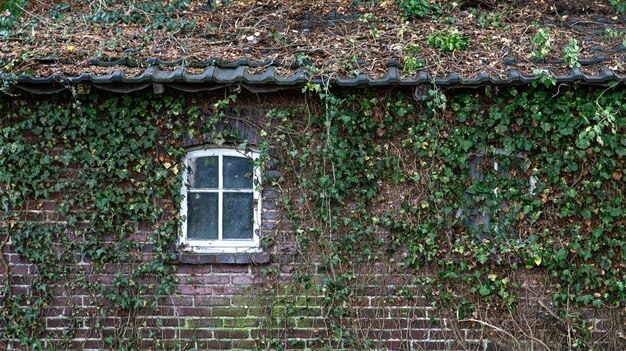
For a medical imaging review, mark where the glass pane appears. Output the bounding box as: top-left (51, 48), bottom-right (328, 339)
top-left (187, 192), bottom-right (218, 240)
top-left (469, 156), bottom-right (488, 182)
top-left (223, 156), bottom-right (253, 189)
top-left (222, 193), bottom-right (254, 239)
top-left (188, 156), bottom-right (218, 189)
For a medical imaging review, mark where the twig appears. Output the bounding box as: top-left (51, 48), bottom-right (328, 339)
top-left (0, 224), bottom-right (11, 297)
top-left (458, 318), bottom-right (522, 349)
top-left (15, 3), bottom-right (64, 30)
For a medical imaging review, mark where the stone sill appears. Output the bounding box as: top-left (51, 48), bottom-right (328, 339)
top-left (171, 252), bottom-right (271, 265)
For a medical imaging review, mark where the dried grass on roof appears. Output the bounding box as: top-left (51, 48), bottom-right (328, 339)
top-left (1, 0), bottom-right (625, 78)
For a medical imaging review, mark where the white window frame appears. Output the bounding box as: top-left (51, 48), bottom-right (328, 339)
top-left (179, 147), bottom-right (261, 253)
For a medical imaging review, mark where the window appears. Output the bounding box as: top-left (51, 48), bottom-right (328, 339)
top-left (459, 150), bottom-right (536, 239)
top-left (180, 148), bottom-right (261, 253)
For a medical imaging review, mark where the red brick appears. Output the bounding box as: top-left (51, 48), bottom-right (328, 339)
top-left (195, 296), bottom-right (230, 306)
top-left (177, 285), bottom-right (213, 295)
top-left (213, 329), bottom-right (250, 339)
top-left (199, 340), bottom-right (233, 349)
top-left (46, 318), bottom-right (74, 328)
top-left (159, 295), bottom-right (193, 307)
top-left (231, 339), bottom-right (258, 349)
top-left (140, 327), bottom-right (176, 339)
top-left (212, 286), bottom-right (244, 295)
top-left (179, 329), bottom-right (213, 338)
top-left (43, 307), bottom-right (66, 317)
top-left (212, 265), bottom-right (249, 273)
top-left (69, 339), bottom-right (102, 349)
top-left (177, 307), bottom-right (211, 317)
top-left (9, 265), bottom-right (30, 275)
top-left (232, 276), bottom-right (254, 285)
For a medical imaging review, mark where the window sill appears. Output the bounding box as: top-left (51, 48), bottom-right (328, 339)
top-left (170, 252), bottom-right (271, 265)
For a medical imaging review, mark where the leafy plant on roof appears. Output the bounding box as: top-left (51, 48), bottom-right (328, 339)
top-left (603, 28), bottom-right (626, 48)
top-left (0, 0), bottom-right (26, 14)
top-left (609, 0), bottom-right (626, 12)
top-left (474, 8), bottom-right (510, 30)
top-left (530, 27), bottom-right (552, 59)
top-left (207, 0), bottom-right (230, 11)
top-left (564, 38), bottom-right (581, 69)
top-left (0, 0), bottom-right (26, 37)
top-left (532, 69), bottom-right (556, 88)
top-left (402, 43), bottom-right (425, 74)
top-left (397, 0), bottom-right (460, 19)
top-left (354, 0), bottom-right (382, 6)
top-left (426, 29), bottom-right (471, 52)
top-left (86, 0), bottom-right (196, 33)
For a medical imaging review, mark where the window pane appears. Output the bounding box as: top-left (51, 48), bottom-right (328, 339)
top-left (222, 193), bottom-right (254, 239)
top-left (223, 156), bottom-right (253, 189)
top-left (188, 156), bottom-right (218, 189)
top-left (469, 155), bottom-right (488, 182)
top-left (187, 193), bottom-right (218, 240)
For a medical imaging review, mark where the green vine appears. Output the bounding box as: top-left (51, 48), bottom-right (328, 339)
top-left (260, 84), bottom-right (625, 349)
top-left (1, 84), bottom-right (625, 350)
top-left (0, 92), bottom-right (203, 350)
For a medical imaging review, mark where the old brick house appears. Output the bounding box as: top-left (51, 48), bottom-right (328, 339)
top-left (1, 1), bottom-right (625, 351)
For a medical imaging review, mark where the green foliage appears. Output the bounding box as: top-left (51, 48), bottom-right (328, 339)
top-left (2, 81), bottom-right (625, 350)
top-left (0, 92), bottom-right (200, 349)
top-left (264, 84), bottom-right (626, 348)
top-left (402, 43), bottom-right (424, 74)
top-left (0, 0), bottom-right (26, 14)
top-left (397, 0), bottom-right (440, 18)
top-left (603, 28), bottom-right (626, 49)
top-left (475, 8), bottom-right (509, 29)
top-left (610, 0), bottom-right (626, 12)
top-left (426, 29), bottom-right (471, 52)
top-left (0, 0), bottom-right (26, 36)
top-left (564, 38), bottom-right (581, 69)
top-left (533, 68), bottom-right (557, 88)
top-left (531, 27), bottom-right (552, 58)
top-left (86, 0), bottom-right (196, 33)
top-left (397, 0), bottom-right (458, 19)
top-left (353, 0), bottom-right (381, 6)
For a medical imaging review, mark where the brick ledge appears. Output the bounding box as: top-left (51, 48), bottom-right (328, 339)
top-left (170, 252), bottom-right (271, 265)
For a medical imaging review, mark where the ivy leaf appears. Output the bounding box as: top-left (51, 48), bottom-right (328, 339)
top-left (576, 131), bottom-right (590, 149)
top-left (135, 125), bottom-right (147, 136)
top-left (555, 249), bottom-right (567, 262)
top-left (477, 253), bottom-right (488, 264)
top-left (479, 286), bottom-right (491, 296)
top-left (495, 125), bottom-right (507, 133)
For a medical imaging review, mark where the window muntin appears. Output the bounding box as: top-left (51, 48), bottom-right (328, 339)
top-left (180, 148), bottom-right (261, 253)
top-left (459, 150), bottom-right (535, 238)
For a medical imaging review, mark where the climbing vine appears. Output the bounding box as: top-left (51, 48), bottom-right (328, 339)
top-left (0, 92), bottom-right (203, 350)
top-left (1, 83), bottom-right (624, 350)
top-left (258, 83), bottom-right (625, 350)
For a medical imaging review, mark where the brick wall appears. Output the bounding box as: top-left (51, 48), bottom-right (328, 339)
top-left (1, 91), bottom-right (623, 351)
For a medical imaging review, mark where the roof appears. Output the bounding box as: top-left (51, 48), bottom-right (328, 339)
top-left (2, 0), bottom-right (626, 94)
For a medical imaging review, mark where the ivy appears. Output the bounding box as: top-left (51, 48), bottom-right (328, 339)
top-left (262, 84), bottom-right (625, 349)
top-left (1, 84), bottom-right (625, 350)
top-left (86, 0), bottom-right (195, 33)
top-left (0, 92), bottom-right (201, 350)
